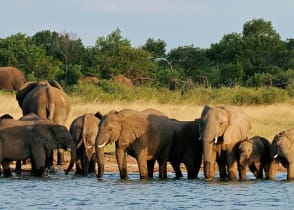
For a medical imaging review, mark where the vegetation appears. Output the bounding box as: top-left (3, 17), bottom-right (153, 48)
top-left (1, 18), bottom-right (294, 105)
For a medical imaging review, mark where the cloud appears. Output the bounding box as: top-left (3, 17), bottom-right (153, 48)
top-left (81, 0), bottom-right (202, 15)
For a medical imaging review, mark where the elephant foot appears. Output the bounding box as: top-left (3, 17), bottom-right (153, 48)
top-left (3, 169), bottom-right (12, 177)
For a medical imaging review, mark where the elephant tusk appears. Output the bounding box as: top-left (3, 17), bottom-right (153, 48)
top-left (214, 137), bottom-right (218, 144)
top-left (97, 142), bottom-right (106, 148)
top-left (198, 136), bottom-right (202, 141)
top-left (67, 148), bottom-right (72, 152)
top-left (273, 154), bottom-right (278, 159)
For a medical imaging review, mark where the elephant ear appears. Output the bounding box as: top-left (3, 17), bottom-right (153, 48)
top-left (119, 113), bottom-right (148, 147)
top-left (16, 81), bottom-right (37, 107)
top-left (223, 107), bottom-right (251, 145)
top-left (201, 105), bottom-right (211, 118)
top-left (32, 123), bottom-right (56, 151)
top-left (48, 80), bottom-right (63, 90)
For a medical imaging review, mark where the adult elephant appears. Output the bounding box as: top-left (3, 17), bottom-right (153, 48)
top-left (69, 112), bottom-right (103, 175)
top-left (165, 118), bottom-right (203, 179)
top-left (270, 128), bottom-right (294, 180)
top-left (95, 108), bottom-right (173, 179)
top-left (0, 118), bottom-right (76, 177)
top-left (199, 105), bottom-right (251, 181)
top-left (16, 80), bottom-right (71, 165)
top-left (235, 136), bottom-right (272, 180)
top-left (0, 66), bottom-right (26, 91)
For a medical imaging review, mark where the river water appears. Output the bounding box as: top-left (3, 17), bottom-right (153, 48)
top-left (0, 170), bottom-right (293, 210)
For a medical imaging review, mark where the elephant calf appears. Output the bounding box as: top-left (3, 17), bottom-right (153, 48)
top-left (270, 128), bottom-right (294, 180)
top-left (235, 136), bottom-right (272, 180)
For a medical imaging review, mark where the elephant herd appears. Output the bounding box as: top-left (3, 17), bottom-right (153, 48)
top-left (0, 78), bottom-right (293, 181)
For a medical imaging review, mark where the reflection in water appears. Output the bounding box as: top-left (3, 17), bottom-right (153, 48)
top-left (0, 172), bottom-right (293, 209)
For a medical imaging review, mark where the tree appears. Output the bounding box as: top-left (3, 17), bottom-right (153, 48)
top-left (141, 38), bottom-right (167, 59)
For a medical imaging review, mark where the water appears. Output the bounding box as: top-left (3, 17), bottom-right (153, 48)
top-left (0, 171), bottom-right (293, 210)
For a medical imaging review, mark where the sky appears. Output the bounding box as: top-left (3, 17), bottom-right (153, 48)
top-left (1, 0), bottom-right (294, 50)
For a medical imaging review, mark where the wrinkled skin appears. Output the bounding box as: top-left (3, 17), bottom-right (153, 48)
top-left (235, 136), bottom-right (272, 180)
top-left (0, 66), bottom-right (26, 91)
top-left (199, 105), bottom-right (251, 181)
top-left (70, 112), bottom-right (102, 175)
top-left (95, 108), bottom-right (174, 179)
top-left (16, 80), bottom-right (71, 165)
top-left (166, 118), bottom-right (203, 179)
top-left (270, 128), bottom-right (294, 180)
top-left (0, 119), bottom-right (76, 177)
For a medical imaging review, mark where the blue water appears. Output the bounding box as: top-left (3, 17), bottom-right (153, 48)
top-left (0, 171), bottom-right (293, 210)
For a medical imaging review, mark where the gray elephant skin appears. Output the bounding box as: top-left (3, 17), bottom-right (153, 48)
top-left (0, 66), bottom-right (26, 91)
top-left (270, 128), bottom-right (294, 180)
top-left (95, 108), bottom-right (203, 179)
top-left (16, 80), bottom-right (71, 165)
top-left (235, 136), bottom-right (272, 180)
top-left (69, 112), bottom-right (102, 175)
top-left (199, 105), bottom-right (251, 181)
top-left (0, 118), bottom-right (76, 177)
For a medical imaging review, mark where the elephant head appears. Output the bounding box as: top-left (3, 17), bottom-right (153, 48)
top-left (199, 105), bottom-right (251, 180)
top-left (237, 139), bottom-right (253, 167)
top-left (32, 122), bottom-right (76, 174)
top-left (95, 109), bottom-right (148, 178)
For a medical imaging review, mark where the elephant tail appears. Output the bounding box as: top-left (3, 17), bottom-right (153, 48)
top-left (46, 87), bottom-right (55, 121)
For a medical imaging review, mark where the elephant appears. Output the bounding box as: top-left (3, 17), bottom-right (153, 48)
top-left (0, 118), bottom-right (76, 177)
top-left (0, 66), bottom-right (26, 91)
top-left (199, 105), bottom-right (251, 181)
top-left (16, 80), bottom-right (71, 165)
top-left (270, 128), bottom-right (294, 180)
top-left (235, 136), bottom-right (272, 180)
top-left (95, 108), bottom-right (175, 179)
top-left (69, 112), bottom-right (103, 175)
top-left (165, 118), bottom-right (203, 179)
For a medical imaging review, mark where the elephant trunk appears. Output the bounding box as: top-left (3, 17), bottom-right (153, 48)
top-left (202, 130), bottom-right (217, 180)
top-left (96, 147), bottom-right (105, 178)
top-left (65, 142), bottom-right (76, 175)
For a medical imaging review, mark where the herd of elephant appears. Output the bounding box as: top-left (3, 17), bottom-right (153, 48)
top-left (0, 77), bottom-right (294, 181)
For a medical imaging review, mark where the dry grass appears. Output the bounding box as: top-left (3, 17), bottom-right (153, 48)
top-left (1, 93), bottom-right (293, 142)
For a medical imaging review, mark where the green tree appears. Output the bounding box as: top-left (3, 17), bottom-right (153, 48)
top-left (141, 38), bottom-right (167, 59)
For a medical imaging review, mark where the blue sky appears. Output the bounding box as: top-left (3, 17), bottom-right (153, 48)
top-left (1, 0), bottom-right (293, 50)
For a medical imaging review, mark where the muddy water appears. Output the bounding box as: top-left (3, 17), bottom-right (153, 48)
top-left (0, 171), bottom-right (293, 210)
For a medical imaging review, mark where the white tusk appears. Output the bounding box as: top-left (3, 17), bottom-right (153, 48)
top-left (67, 148), bottom-right (72, 152)
top-left (214, 137), bottom-right (218, 144)
top-left (198, 136), bottom-right (202, 141)
top-left (97, 142), bottom-right (106, 148)
top-left (273, 154), bottom-right (278, 159)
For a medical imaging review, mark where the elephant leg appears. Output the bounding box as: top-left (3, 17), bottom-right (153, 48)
top-left (147, 160), bottom-right (155, 178)
top-left (32, 146), bottom-right (46, 177)
top-left (157, 159), bottom-right (168, 179)
top-left (57, 149), bottom-right (64, 165)
top-left (136, 150), bottom-right (149, 179)
top-left (255, 163), bottom-right (263, 179)
top-left (238, 163), bottom-right (247, 181)
top-left (268, 160), bottom-right (278, 180)
top-left (116, 146), bottom-right (128, 179)
top-left (15, 160), bottom-right (22, 175)
top-left (226, 151), bottom-right (238, 181)
top-left (2, 161), bottom-right (12, 177)
top-left (287, 163), bottom-right (294, 181)
top-left (171, 161), bottom-right (183, 179)
top-left (216, 153), bottom-right (227, 179)
top-left (88, 156), bottom-right (96, 174)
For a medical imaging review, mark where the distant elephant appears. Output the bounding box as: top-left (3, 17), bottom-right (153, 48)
top-left (0, 118), bottom-right (76, 177)
top-left (235, 136), bottom-right (272, 180)
top-left (199, 105), bottom-right (251, 181)
top-left (165, 118), bottom-right (203, 179)
top-left (0, 66), bottom-right (26, 91)
top-left (69, 112), bottom-right (103, 175)
top-left (270, 128), bottom-right (294, 180)
top-left (16, 80), bottom-right (71, 165)
top-left (95, 108), bottom-right (174, 179)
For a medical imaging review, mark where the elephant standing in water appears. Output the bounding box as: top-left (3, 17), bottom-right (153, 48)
top-left (235, 136), bottom-right (272, 180)
top-left (16, 80), bottom-right (71, 165)
top-left (199, 105), bottom-right (251, 181)
top-left (0, 66), bottom-right (26, 91)
top-left (69, 112), bottom-right (102, 175)
top-left (270, 128), bottom-right (294, 180)
top-left (0, 118), bottom-right (76, 177)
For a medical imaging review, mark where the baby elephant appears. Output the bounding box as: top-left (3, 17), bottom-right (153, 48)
top-left (235, 136), bottom-right (272, 180)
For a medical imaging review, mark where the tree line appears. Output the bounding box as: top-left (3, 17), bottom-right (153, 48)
top-left (0, 18), bottom-right (293, 91)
